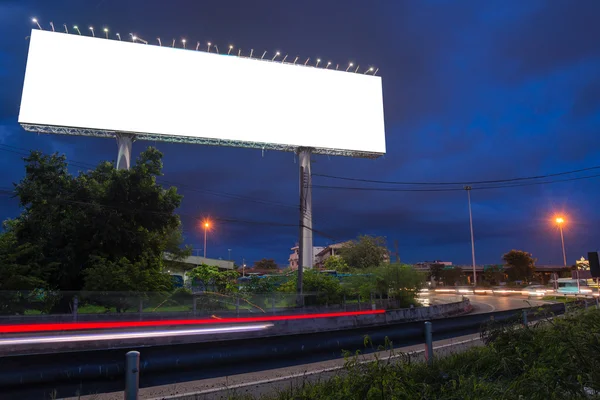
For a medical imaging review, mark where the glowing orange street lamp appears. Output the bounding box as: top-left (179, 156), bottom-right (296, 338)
top-left (203, 220), bottom-right (210, 258)
top-left (555, 216), bottom-right (578, 292)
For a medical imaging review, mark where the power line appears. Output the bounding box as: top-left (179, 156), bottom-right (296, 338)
top-left (312, 173), bottom-right (600, 192)
top-left (313, 165), bottom-right (600, 186)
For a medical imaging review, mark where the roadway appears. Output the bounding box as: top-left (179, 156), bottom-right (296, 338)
top-left (0, 292), bottom-right (557, 400)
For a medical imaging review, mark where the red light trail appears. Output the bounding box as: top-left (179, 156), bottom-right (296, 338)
top-left (0, 310), bottom-right (385, 334)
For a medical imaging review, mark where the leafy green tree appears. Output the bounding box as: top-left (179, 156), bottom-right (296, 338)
top-left (323, 255), bottom-right (350, 272)
top-left (187, 264), bottom-right (239, 294)
top-left (279, 269), bottom-right (342, 306)
top-left (439, 267), bottom-right (466, 286)
top-left (241, 275), bottom-right (277, 294)
top-left (253, 258), bottom-right (279, 271)
top-left (428, 263), bottom-right (445, 283)
top-left (503, 250), bottom-right (535, 283)
top-left (338, 235), bottom-right (389, 269)
top-left (344, 264), bottom-right (424, 307)
top-left (482, 265), bottom-right (505, 286)
top-left (0, 148), bottom-right (188, 312)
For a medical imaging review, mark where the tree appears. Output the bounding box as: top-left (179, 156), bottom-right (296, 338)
top-left (439, 267), bottom-right (466, 286)
top-left (338, 235), bottom-right (389, 270)
top-left (187, 264), bottom-right (239, 294)
top-left (323, 255), bottom-right (350, 272)
top-left (0, 148), bottom-right (188, 312)
top-left (279, 270), bottom-right (343, 306)
top-left (503, 250), bottom-right (535, 283)
top-left (428, 263), bottom-right (445, 283)
top-left (482, 265), bottom-right (505, 286)
top-left (253, 258), bottom-right (279, 272)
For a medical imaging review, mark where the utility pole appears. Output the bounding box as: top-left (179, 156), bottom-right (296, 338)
top-left (465, 186), bottom-right (477, 286)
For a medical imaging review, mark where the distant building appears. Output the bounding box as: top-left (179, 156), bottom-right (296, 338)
top-left (289, 245), bottom-right (325, 270)
top-left (314, 242), bottom-right (352, 268)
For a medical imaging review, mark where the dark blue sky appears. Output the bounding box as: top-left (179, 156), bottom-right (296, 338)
top-left (1, 0), bottom-right (599, 267)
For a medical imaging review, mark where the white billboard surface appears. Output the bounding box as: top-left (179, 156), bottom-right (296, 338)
top-left (19, 30), bottom-right (385, 157)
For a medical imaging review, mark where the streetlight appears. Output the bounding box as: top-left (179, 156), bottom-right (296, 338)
top-left (203, 220), bottom-right (210, 258)
top-left (465, 186), bottom-right (477, 286)
top-left (555, 217), bottom-right (578, 292)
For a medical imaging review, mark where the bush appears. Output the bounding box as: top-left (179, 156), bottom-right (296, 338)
top-left (239, 307), bottom-right (600, 400)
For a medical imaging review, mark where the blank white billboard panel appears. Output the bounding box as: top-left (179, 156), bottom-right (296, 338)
top-left (19, 30), bottom-right (385, 157)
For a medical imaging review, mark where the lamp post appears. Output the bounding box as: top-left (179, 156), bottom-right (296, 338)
top-left (555, 217), bottom-right (577, 292)
top-left (465, 186), bottom-right (477, 286)
top-left (203, 221), bottom-right (210, 258)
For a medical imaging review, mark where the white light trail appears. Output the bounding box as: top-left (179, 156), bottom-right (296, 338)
top-left (0, 324), bottom-right (273, 346)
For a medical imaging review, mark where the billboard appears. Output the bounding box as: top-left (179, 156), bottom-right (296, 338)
top-left (19, 30), bottom-right (386, 158)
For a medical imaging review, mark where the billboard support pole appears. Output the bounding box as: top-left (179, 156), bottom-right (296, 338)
top-left (116, 133), bottom-right (135, 170)
top-left (297, 148), bottom-right (313, 306)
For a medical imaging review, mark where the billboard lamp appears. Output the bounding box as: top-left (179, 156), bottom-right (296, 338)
top-left (214, 44), bottom-right (219, 53)
top-left (304, 57), bottom-right (310, 65)
top-left (157, 37), bottom-right (162, 46)
top-left (281, 54), bottom-right (288, 63)
top-left (325, 61), bottom-right (331, 69)
top-left (345, 62), bottom-right (353, 72)
top-left (182, 39), bottom-right (186, 49)
top-left (373, 67), bottom-right (379, 75)
top-left (249, 49), bottom-right (253, 57)
top-left (293, 56), bottom-right (299, 65)
top-left (364, 67), bottom-right (374, 74)
top-left (271, 51), bottom-right (280, 61)
top-left (354, 65), bottom-right (360, 73)
top-left (207, 42), bottom-right (211, 52)
top-left (89, 26), bottom-right (94, 37)
top-left (32, 18), bottom-right (43, 30)
top-left (73, 26), bottom-right (81, 35)
top-left (116, 33), bottom-right (121, 41)
top-left (196, 41), bottom-right (200, 51)
top-left (49, 22), bottom-right (55, 32)
top-left (237, 48), bottom-right (241, 57)
top-left (171, 38), bottom-right (175, 47)
top-left (104, 28), bottom-right (108, 39)
top-left (63, 24), bottom-right (68, 33)
top-left (228, 45), bottom-right (233, 55)
top-left (261, 50), bottom-right (267, 60)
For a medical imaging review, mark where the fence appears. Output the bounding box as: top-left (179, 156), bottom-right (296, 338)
top-left (0, 290), bottom-right (412, 322)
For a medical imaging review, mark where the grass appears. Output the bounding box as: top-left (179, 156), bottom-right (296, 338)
top-left (229, 306), bottom-right (600, 400)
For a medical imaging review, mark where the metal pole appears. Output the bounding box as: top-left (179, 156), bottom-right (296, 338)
top-left (124, 351), bottom-right (140, 400)
top-left (204, 226), bottom-right (207, 259)
top-left (116, 133), bottom-right (134, 170)
top-left (424, 321), bottom-right (433, 365)
top-left (559, 225), bottom-right (576, 293)
top-left (465, 186), bottom-right (477, 286)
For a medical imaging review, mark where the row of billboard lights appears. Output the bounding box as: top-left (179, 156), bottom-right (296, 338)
top-left (31, 18), bottom-right (379, 75)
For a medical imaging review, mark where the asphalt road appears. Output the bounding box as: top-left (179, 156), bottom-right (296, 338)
top-left (429, 293), bottom-right (550, 314)
top-left (2, 294), bottom-right (551, 400)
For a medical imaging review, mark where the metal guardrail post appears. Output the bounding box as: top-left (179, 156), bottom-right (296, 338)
top-left (72, 296), bottom-right (78, 322)
top-left (522, 309), bottom-right (528, 326)
top-left (424, 321), bottom-right (433, 366)
top-left (125, 351), bottom-right (140, 400)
